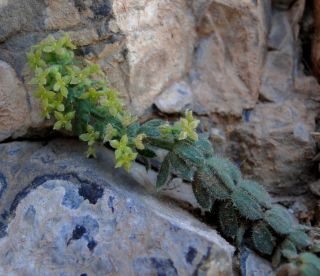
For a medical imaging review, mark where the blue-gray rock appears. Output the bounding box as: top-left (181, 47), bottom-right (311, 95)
top-left (0, 140), bottom-right (234, 275)
top-left (155, 81), bottom-right (193, 114)
top-left (240, 247), bottom-right (275, 276)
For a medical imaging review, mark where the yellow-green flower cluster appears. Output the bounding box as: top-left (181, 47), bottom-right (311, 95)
top-left (159, 110), bottom-right (199, 141)
top-left (110, 135), bottom-right (138, 171)
top-left (177, 110), bottom-right (199, 141)
top-left (79, 125), bottom-right (100, 158)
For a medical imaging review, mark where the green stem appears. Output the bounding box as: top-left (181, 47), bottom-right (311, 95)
top-left (147, 138), bottom-right (174, 151)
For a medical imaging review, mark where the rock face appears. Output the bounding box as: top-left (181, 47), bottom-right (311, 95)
top-left (0, 61), bottom-right (30, 141)
top-left (0, 140), bottom-right (234, 275)
top-left (0, 0), bottom-right (319, 194)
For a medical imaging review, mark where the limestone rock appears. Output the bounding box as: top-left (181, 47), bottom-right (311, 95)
top-left (191, 0), bottom-right (269, 117)
top-left (112, 0), bottom-right (196, 114)
top-left (0, 61), bottom-right (30, 141)
top-left (155, 81), bottom-right (193, 114)
top-left (0, 140), bottom-right (234, 275)
top-left (0, 0), bottom-right (45, 42)
top-left (44, 0), bottom-right (81, 30)
top-left (227, 100), bottom-right (316, 194)
top-left (240, 247), bottom-right (275, 276)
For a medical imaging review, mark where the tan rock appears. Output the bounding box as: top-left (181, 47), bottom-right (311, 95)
top-left (66, 29), bottom-right (99, 47)
top-left (192, 0), bottom-right (269, 117)
top-left (112, 0), bottom-right (196, 115)
top-left (44, 0), bottom-right (81, 30)
top-left (226, 100), bottom-right (316, 194)
top-left (0, 61), bottom-right (30, 140)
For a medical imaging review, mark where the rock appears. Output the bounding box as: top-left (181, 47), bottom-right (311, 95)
top-left (0, 61), bottom-right (30, 141)
top-left (191, 0), bottom-right (269, 117)
top-left (272, 0), bottom-right (298, 10)
top-left (309, 180), bottom-right (320, 197)
top-left (154, 81), bottom-right (193, 114)
top-left (0, 140), bottom-right (234, 275)
top-left (227, 100), bottom-right (316, 194)
top-left (240, 247), bottom-right (275, 276)
top-left (44, 0), bottom-right (81, 30)
top-left (260, 11), bottom-right (295, 103)
top-left (112, 0), bottom-right (196, 114)
top-left (66, 28), bottom-right (100, 47)
top-left (0, 0), bottom-right (46, 42)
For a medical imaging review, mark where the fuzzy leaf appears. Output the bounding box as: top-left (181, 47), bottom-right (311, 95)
top-left (169, 153), bottom-right (194, 181)
top-left (236, 225), bottom-right (246, 248)
top-left (174, 141), bottom-right (204, 166)
top-left (195, 167), bottom-right (229, 200)
top-left (299, 264), bottom-right (320, 276)
top-left (127, 122), bottom-right (140, 137)
top-left (289, 230), bottom-right (312, 249)
top-left (226, 161), bottom-right (242, 185)
top-left (252, 222), bottom-right (275, 255)
top-left (231, 188), bottom-right (263, 220)
top-left (140, 120), bottom-right (163, 138)
top-left (272, 248), bottom-right (282, 268)
top-left (219, 201), bottom-right (238, 238)
top-left (206, 157), bottom-right (236, 191)
top-left (239, 180), bottom-right (272, 209)
top-left (194, 137), bottom-right (214, 158)
top-left (281, 239), bottom-right (298, 259)
top-left (264, 205), bottom-right (292, 235)
top-left (299, 253), bottom-right (320, 270)
top-left (156, 155), bottom-right (171, 190)
top-left (192, 173), bottom-right (213, 211)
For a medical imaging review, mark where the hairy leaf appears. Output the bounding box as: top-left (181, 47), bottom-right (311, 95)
top-left (169, 153), bottom-right (194, 181)
top-left (127, 122), bottom-right (140, 137)
top-left (299, 264), bottom-right (319, 276)
top-left (236, 224), bottom-right (246, 248)
top-left (195, 167), bottom-right (229, 200)
top-left (206, 157), bottom-right (236, 191)
top-left (156, 155), bottom-right (171, 190)
top-left (299, 253), bottom-right (320, 270)
top-left (289, 230), bottom-right (312, 249)
top-left (192, 170), bottom-right (213, 210)
top-left (239, 180), bottom-right (272, 209)
top-left (219, 201), bottom-right (238, 238)
top-left (139, 119), bottom-right (163, 138)
top-left (272, 248), bottom-right (282, 268)
top-left (281, 239), bottom-right (298, 259)
top-left (231, 188), bottom-right (263, 220)
top-left (264, 205), bottom-right (292, 235)
top-left (252, 222), bottom-right (275, 255)
top-left (194, 136), bottom-right (214, 158)
top-left (174, 141), bottom-right (204, 166)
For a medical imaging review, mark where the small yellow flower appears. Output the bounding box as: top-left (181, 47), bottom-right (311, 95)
top-left (178, 110), bottom-right (199, 141)
top-left (103, 124), bottom-right (118, 143)
top-left (110, 135), bottom-right (138, 171)
top-left (134, 134), bottom-right (146, 150)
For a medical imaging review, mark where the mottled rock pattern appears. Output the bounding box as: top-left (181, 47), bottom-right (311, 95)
top-left (0, 140), bottom-right (234, 275)
top-left (240, 248), bottom-right (275, 276)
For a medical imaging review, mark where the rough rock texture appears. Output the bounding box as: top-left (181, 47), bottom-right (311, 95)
top-left (0, 61), bottom-right (30, 141)
top-left (155, 81), bottom-right (193, 114)
top-left (191, 0), bottom-right (269, 116)
top-left (0, 140), bottom-right (234, 275)
top-left (0, 0), bottom-right (319, 194)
